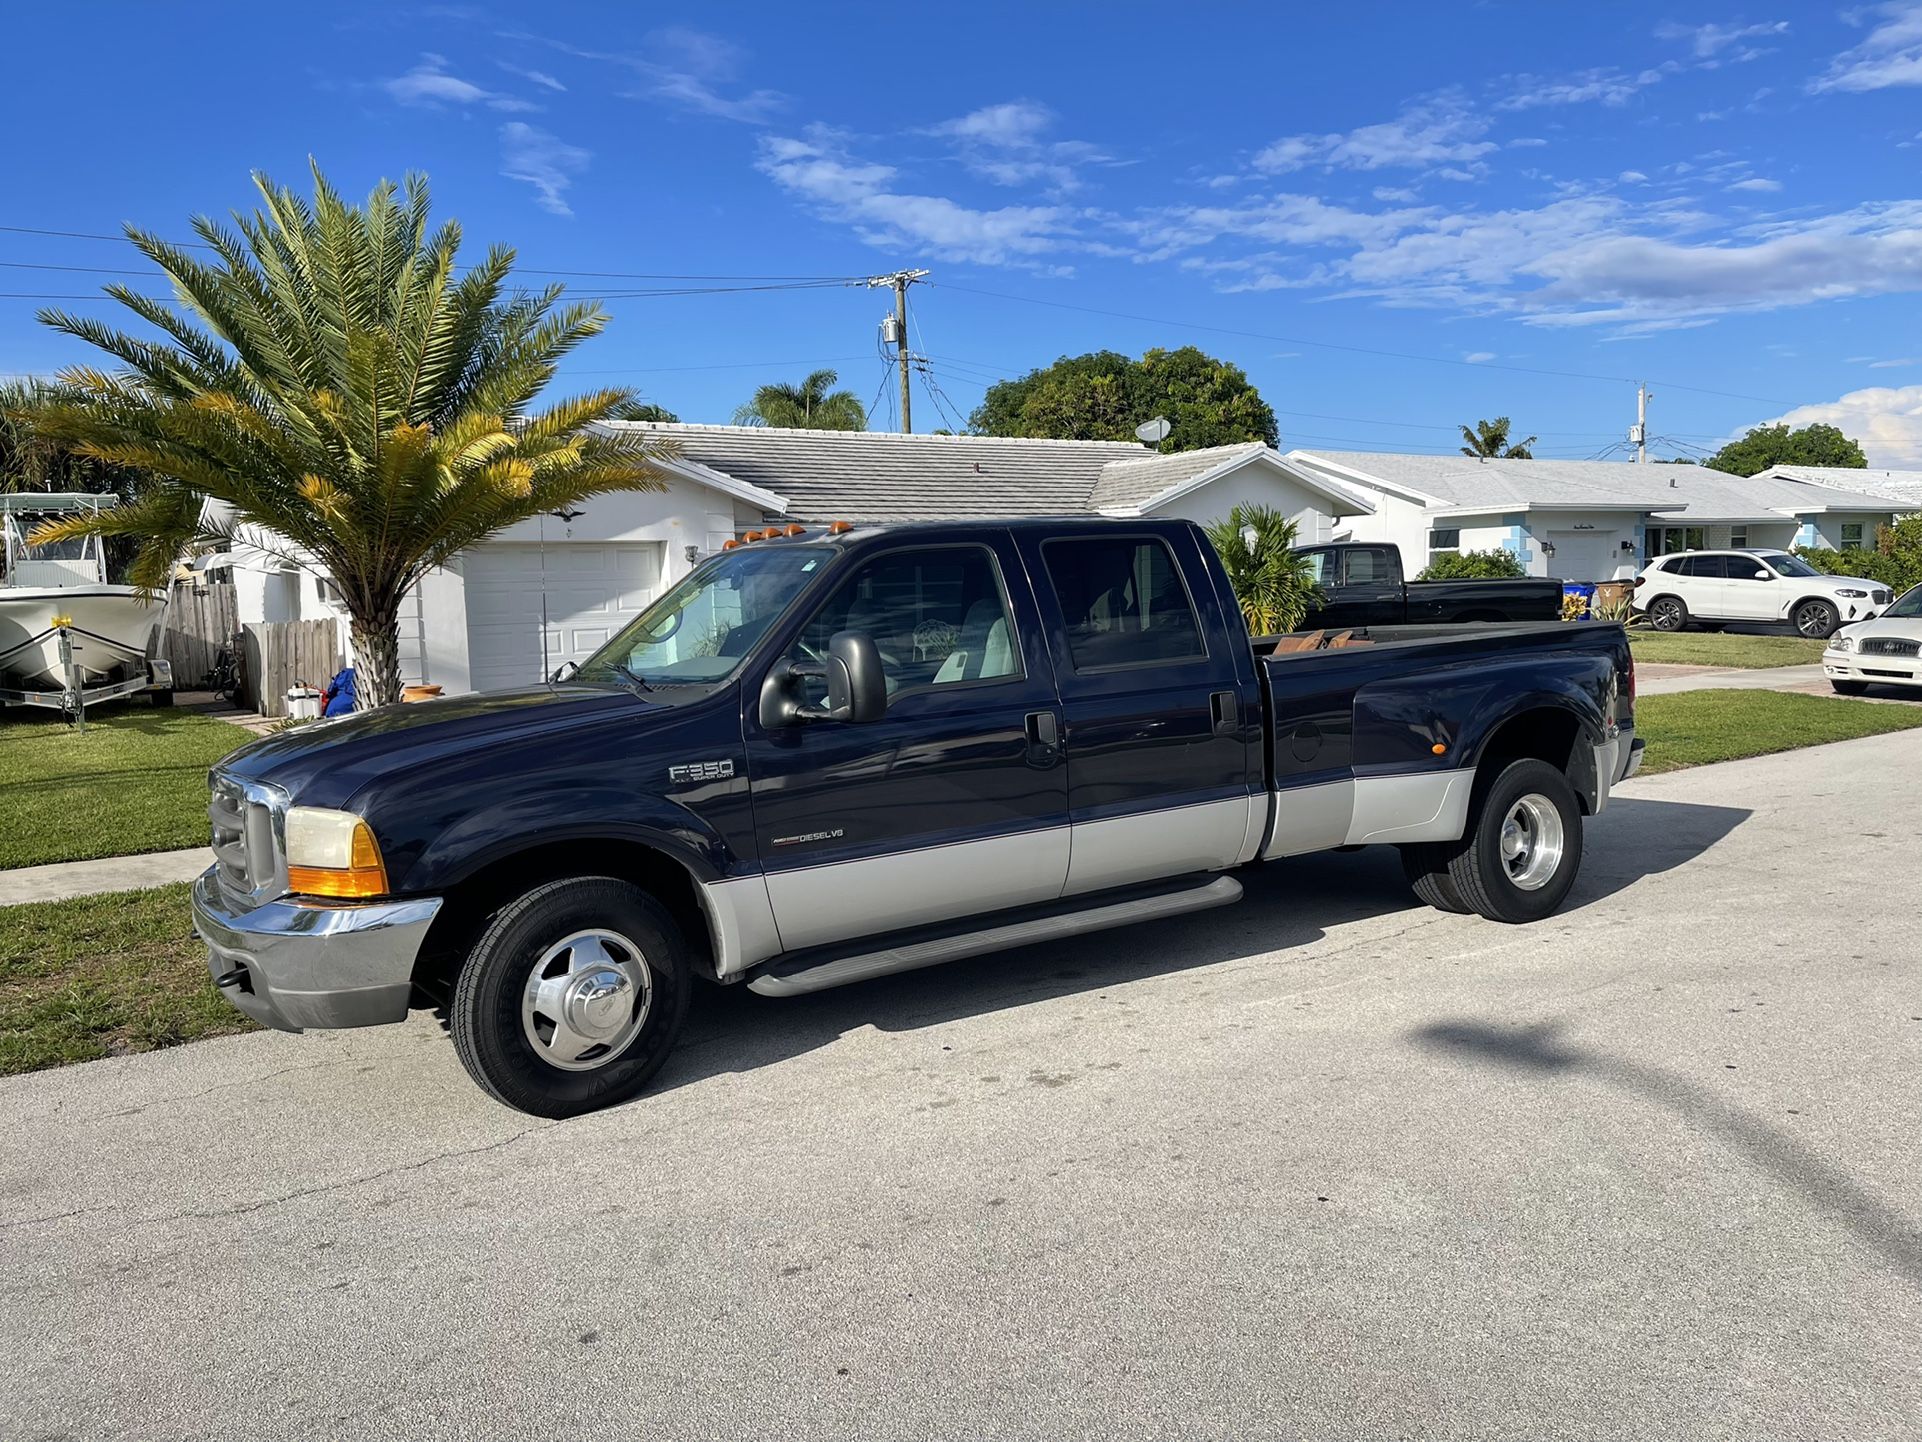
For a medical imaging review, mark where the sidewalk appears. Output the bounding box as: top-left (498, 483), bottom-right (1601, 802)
top-left (1636, 663), bottom-right (1827, 696)
top-left (0, 847), bottom-right (210, 907)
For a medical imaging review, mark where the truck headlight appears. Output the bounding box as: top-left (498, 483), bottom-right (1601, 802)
top-left (284, 807), bottom-right (389, 899)
top-left (1836, 589), bottom-right (1867, 598)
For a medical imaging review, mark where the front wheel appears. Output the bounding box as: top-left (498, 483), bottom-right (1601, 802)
top-left (450, 877), bottom-right (692, 1117)
top-left (1399, 842), bottom-right (1470, 913)
top-left (1445, 759), bottom-right (1584, 924)
top-left (1645, 595), bottom-right (1688, 632)
top-left (1831, 679), bottom-right (1869, 696)
top-left (1794, 599), bottom-right (1841, 639)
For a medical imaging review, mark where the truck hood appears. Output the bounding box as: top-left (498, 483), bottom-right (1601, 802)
top-left (217, 684), bottom-right (677, 803)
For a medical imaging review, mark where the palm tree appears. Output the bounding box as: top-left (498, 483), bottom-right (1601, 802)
top-left (1459, 417), bottom-right (1536, 459)
top-left (17, 164), bottom-right (667, 708)
top-left (610, 399), bottom-right (679, 423)
top-left (733, 368), bottom-right (866, 430)
top-left (1204, 504), bottom-right (1322, 635)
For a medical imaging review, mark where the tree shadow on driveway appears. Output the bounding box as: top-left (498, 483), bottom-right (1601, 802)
top-left (650, 796), bottom-right (1752, 1098)
top-left (1408, 1018), bottom-right (1922, 1290)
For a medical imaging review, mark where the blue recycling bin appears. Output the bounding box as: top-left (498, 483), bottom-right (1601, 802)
top-left (1562, 582), bottom-right (1596, 620)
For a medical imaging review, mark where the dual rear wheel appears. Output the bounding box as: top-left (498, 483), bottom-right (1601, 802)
top-left (1399, 758), bottom-right (1584, 923)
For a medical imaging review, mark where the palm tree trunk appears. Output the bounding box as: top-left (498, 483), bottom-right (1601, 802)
top-left (349, 601), bottom-right (403, 709)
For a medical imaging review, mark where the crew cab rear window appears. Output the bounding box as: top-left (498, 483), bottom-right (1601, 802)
top-left (1042, 536), bottom-right (1205, 671)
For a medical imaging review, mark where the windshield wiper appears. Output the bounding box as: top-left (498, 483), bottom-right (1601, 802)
top-left (609, 660), bottom-right (653, 695)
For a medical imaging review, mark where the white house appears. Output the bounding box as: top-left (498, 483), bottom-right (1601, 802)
top-left (231, 423), bottom-right (1369, 696)
top-left (1751, 464), bottom-right (1922, 519)
top-left (1286, 450), bottom-right (1903, 583)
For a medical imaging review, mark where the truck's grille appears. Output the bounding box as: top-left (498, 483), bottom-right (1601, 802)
top-left (208, 772), bottom-right (286, 904)
top-left (1860, 636), bottom-right (1920, 658)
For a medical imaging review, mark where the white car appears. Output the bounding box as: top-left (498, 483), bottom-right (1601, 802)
top-left (1825, 584), bottom-right (1922, 695)
top-left (1634, 548), bottom-right (1890, 639)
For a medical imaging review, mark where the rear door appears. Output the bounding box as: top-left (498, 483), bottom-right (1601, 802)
top-left (743, 533), bottom-right (1070, 951)
top-left (1335, 544), bottom-right (1407, 626)
top-left (1016, 524), bottom-right (1260, 897)
top-left (1680, 553), bottom-right (1733, 617)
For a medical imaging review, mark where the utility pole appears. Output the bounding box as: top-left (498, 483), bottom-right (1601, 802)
top-left (865, 269), bottom-right (929, 431)
top-left (1632, 382), bottom-right (1651, 464)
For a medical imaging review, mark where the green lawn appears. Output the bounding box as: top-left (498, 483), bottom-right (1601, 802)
top-left (1628, 630), bottom-right (1824, 669)
top-left (1634, 690), bottom-right (1922, 775)
top-left (0, 883), bottom-right (254, 1075)
top-left (0, 707), bottom-right (251, 869)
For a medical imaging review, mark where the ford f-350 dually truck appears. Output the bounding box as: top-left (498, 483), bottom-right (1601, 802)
top-left (195, 517), bottom-right (1642, 1116)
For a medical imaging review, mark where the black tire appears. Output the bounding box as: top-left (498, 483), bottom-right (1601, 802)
top-left (1793, 598), bottom-right (1841, 639)
top-left (450, 877), bottom-right (692, 1118)
top-left (1645, 595), bottom-right (1689, 632)
top-left (1831, 679), bottom-right (1869, 696)
top-left (1399, 842), bottom-right (1470, 913)
top-left (1445, 758), bottom-right (1584, 924)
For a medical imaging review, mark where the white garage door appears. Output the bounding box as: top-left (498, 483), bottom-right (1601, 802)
top-left (1545, 530), bottom-right (1619, 584)
top-left (463, 543), bottom-right (664, 693)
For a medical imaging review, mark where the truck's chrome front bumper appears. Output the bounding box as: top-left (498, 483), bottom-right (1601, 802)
top-left (191, 868), bottom-right (442, 1032)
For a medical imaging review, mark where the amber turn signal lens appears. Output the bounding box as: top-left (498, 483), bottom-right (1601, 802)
top-left (284, 812), bottom-right (388, 899)
top-left (1431, 742), bottom-right (1448, 755)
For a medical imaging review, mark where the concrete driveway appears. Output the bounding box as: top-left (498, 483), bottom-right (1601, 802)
top-left (5, 734), bottom-right (1919, 1441)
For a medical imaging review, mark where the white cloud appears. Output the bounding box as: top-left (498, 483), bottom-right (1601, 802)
top-left (384, 53), bottom-right (539, 111)
top-left (1810, 2), bottom-right (1922, 92)
top-left (1728, 176), bottom-right (1783, 191)
top-left (1463, 351), bottom-right (1497, 363)
top-left (756, 128), bottom-right (1077, 265)
top-left (499, 122), bottom-right (589, 215)
top-left (1766, 384), bottom-right (1922, 465)
top-left (499, 63), bottom-right (566, 92)
top-left (1252, 96), bottom-right (1496, 174)
top-left (1655, 19), bottom-right (1789, 60)
top-left (1620, 169), bottom-right (1649, 183)
top-left (925, 100), bottom-right (1111, 193)
top-left (1372, 186), bottom-right (1419, 202)
top-left (1508, 136), bottom-right (1550, 148)
top-left (1869, 357), bottom-right (1920, 367)
top-left (522, 28), bottom-right (782, 122)
top-left (1498, 67), bottom-right (1659, 110)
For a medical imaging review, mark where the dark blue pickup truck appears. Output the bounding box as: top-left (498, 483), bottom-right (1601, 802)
top-left (195, 517), bottom-right (1641, 1116)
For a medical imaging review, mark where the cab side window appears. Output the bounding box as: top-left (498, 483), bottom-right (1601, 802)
top-left (1042, 536), bottom-right (1206, 671)
top-left (792, 545), bottom-right (1021, 695)
top-left (1342, 547), bottom-right (1394, 585)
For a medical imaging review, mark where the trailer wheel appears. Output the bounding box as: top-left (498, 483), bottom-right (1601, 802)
top-left (1445, 759), bottom-right (1584, 924)
top-left (450, 876), bottom-right (691, 1117)
top-left (1398, 843), bottom-right (1470, 913)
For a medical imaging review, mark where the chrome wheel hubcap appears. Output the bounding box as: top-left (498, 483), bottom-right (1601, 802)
top-left (521, 930), bottom-right (651, 1072)
top-left (1499, 793), bottom-right (1565, 892)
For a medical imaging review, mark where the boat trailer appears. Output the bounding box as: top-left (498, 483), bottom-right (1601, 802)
top-left (0, 620), bottom-right (173, 728)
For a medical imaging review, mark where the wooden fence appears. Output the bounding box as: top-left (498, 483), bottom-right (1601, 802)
top-left (239, 619), bottom-right (343, 718)
top-left (161, 580), bottom-right (238, 688)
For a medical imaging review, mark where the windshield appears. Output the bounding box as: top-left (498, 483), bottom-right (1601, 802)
top-left (1759, 552), bottom-right (1821, 578)
top-left (1886, 584), bottom-right (1922, 619)
top-left (575, 544), bottom-right (831, 686)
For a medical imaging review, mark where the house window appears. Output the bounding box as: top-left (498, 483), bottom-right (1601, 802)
top-left (1729, 527), bottom-right (1748, 548)
top-left (1840, 522), bottom-right (1865, 549)
top-left (1427, 526), bottom-right (1461, 555)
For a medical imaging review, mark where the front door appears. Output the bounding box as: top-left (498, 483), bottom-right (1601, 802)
top-left (1016, 525), bottom-right (1259, 898)
top-left (743, 535), bottom-right (1068, 952)
top-left (1721, 554), bottom-right (1780, 619)
top-left (1298, 545), bottom-right (1402, 628)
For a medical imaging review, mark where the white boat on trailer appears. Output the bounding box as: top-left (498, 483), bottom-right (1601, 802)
top-left (0, 493), bottom-right (173, 715)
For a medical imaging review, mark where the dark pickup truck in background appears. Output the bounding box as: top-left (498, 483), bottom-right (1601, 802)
top-left (194, 518), bottom-right (1640, 1117)
top-left (1295, 541), bottom-right (1564, 630)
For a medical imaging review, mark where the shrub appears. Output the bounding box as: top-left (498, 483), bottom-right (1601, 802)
top-left (1795, 543), bottom-right (1922, 595)
top-left (1417, 548), bottom-right (1527, 580)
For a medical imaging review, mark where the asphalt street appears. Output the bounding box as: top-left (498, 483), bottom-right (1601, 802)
top-left (4, 733), bottom-right (1919, 1441)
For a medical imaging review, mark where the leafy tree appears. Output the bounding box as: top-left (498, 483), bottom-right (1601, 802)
top-left (22, 164), bottom-right (666, 708)
top-left (610, 399), bottom-right (679, 423)
top-left (970, 346), bottom-right (1279, 451)
top-left (1203, 504), bottom-right (1321, 634)
top-left (1705, 423), bottom-right (1867, 476)
top-left (1458, 417), bottom-right (1536, 460)
top-left (1797, 515), bottom-right (1922, 593)
top-left (733, 368), bottom-right (865, 430)
top-left (1655, 456), bottom-right (1697, 465)
top-left (1417, 548), bottom-right (1528, 580)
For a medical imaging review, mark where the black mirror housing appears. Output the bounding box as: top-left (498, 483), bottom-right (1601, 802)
top-left (757, 630), bottom-right (889, 728)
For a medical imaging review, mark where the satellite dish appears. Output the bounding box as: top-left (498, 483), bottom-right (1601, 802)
top-left (1135, 416), bottom-right (1172, 444)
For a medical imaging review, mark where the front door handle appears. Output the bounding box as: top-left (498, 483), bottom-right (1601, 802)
top-left (1024, 709), bottom-right (1060, 766)
top-left (1209, 690), bottom-right (1240, 736)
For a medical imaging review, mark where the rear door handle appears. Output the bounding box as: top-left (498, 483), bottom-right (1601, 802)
top-left (1024, 709), bottom-right (1060, 766)
top-left (1209, 690), bottom-right (1239, 735)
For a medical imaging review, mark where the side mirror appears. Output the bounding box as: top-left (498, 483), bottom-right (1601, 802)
top-left (550, 660), bottom-right (580, 683)
top-left (757, 630), bottom-right (888, 728)
top-left (1754, 570), bottom-right (1772, 580)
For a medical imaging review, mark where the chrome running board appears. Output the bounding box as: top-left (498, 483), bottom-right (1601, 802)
top-left (746, 873), bottom-right (1243, 998)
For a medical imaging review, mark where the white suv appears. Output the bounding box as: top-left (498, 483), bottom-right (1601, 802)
top-left (1634, 549), bottom-right (1889, 639)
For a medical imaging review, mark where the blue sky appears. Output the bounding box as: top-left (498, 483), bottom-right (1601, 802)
top-left (6, 2), bottom-right (1922, 463)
